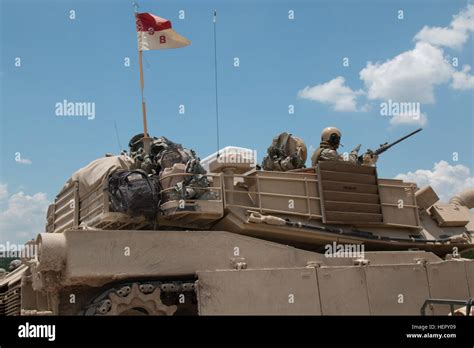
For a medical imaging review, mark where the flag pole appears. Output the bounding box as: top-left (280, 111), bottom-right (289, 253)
top-left (213, 10), bottom-right (220, 158)
top-left (133, 2), bottom-right (151, 153)
top-left (138, 50), bottom-right (148, 138)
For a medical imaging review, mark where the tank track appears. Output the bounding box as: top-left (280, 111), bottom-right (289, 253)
top-left (81, 280), bottom-right (197, 316)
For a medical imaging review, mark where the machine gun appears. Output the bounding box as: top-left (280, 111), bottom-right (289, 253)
top-left (358, 128), bottom-right (422, 164)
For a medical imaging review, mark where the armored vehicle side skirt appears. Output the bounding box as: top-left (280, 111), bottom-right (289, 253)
top-left (2, 229), bottom-right (469, 315)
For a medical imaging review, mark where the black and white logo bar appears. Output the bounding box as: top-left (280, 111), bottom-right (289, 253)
top-left (18, 322), bottom-right (56, 342)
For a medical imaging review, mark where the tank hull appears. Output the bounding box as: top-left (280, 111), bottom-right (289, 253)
top-left (2, 229), bottom-right (472, 315)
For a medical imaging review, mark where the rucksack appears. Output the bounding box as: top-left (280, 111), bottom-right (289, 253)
top-left (108, 170), bottom-right (159, 219)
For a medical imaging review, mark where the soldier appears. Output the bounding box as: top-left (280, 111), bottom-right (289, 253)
top-left (262, 132), bottom-right (307, 171)
top-left (311, 127), bottom-right (377, 166)
top-left (128, 134), bottom-right (212, 200)
top-left (128, 133), bottom-right (156, 173)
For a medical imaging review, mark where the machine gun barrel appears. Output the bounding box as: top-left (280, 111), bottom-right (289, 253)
top-left (358, 128), bottom-right (422, 163)
top-left (374, 128), bottom-right (422, 156)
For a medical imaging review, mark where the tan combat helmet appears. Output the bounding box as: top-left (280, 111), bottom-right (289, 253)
top-left (290, 136), bottom-right (308, 163)
top-left (321, 126), bottom-right (341, 149)
top-left (311, 126), bottom-right (342, 166)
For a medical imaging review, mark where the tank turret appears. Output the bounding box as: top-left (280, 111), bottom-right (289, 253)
top-left (1, 135), bottom-right (473, 316)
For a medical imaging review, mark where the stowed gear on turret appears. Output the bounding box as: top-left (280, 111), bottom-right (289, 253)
top-left (107, 133), bottom-right (212, 221)
top-left (127, 134), bottom-right (212, 200)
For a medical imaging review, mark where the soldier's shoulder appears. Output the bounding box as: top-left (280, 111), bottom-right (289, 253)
top-left (320, 148), bottom-right (337, 154)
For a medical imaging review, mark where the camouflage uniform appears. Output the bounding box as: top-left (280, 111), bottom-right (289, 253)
top-left (311, 127), bottom-right (362, 166)
top-left (262, 132), bottom-right (307, 171)
top-left (312, 144), bottom-right (359, 165)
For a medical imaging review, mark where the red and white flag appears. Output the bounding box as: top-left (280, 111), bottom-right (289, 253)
top-left (136, 13), bottom-right (190, 51)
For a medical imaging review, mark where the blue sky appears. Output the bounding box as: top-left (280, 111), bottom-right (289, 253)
top-left (0, 0), bottom-right (473, 242)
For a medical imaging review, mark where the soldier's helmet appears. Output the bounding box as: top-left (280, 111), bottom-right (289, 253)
top-left (321, 127), bottom-right (341, 148)
top-left (129, 133), bottom-right (145, 153)
top-left (9, 259), bottom-right (21, 272)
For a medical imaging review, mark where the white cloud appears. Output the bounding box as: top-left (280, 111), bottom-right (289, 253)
top-left (298, 4), bottom-right (473, 128)
top-left (364, 5), bottom-right (474, 104)
top-left (360, 42), bottom-right (453, 104)
top-left (451, 64), bottom-right (474, 90)
top-left (414, 26), bottom-right (467, 50)
top-left (0, 183), bottom-right (49, 244)
top-left (0, 184), bottom-right (8, 201)
top-left (414, 4), bottom-right (474, 49)
top-left (395, 160), bottom-right (474, 202)
top-left (389, 112), bottom-right (428, 127)
top-left (452, 3), bottom-right (474, 31)
top-left (298, 76), bottom-right (364, 112)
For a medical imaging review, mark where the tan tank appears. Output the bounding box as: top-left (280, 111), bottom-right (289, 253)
top-left (1, 144), bottom-right (473, 316)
